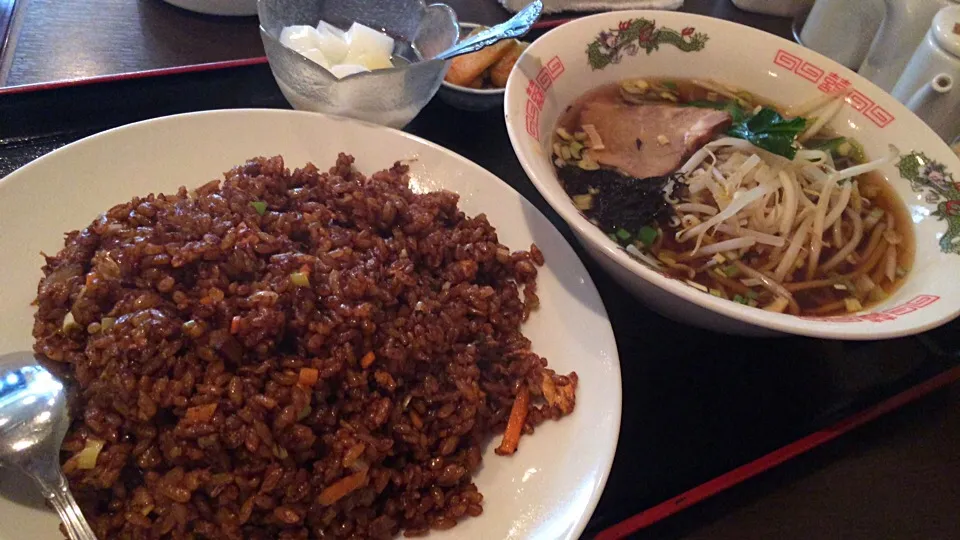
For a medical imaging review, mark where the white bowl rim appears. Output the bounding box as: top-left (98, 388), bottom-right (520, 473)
top-left (504, 10), bottom-right (960, 340)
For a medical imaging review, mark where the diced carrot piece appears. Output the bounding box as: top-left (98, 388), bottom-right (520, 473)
top-left (298, 367), bottom-right (319, 387)
top-left (230, 316), bottom-right (241, 334)
top-left (317, 469), bottom-right (368, 506)
top-left (360, 352), bottom-right (376, 369)
top-left (185, 403), bottom-right (218, 422)
top-left (495, 385), bottom-right (529, 456)
top-left (342, 443), bottom-right (366, 469)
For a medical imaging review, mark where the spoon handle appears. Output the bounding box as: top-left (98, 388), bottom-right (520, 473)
top-left (435, 0), bottom-right (543, 61)
top-left (41, 474), bottom-right (98, 539)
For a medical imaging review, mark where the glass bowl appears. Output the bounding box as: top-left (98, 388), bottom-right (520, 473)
top-left (258, 0), bottom-right (458, 128)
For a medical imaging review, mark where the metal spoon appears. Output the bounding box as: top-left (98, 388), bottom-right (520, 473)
top-left (434, 0), bottom-right (543, 61)
top-left (0, 353), bottom-right (96, 539)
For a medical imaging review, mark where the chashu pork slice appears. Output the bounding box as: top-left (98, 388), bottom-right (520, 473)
top-left (581, 101), bottom-right (732, 179)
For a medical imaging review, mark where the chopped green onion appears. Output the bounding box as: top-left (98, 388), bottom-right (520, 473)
top-left (297, 406), bottom-right (312, 421)
top-left (722, 265), bottom-right (740, 278)
top-left (848, 139), bottom-right (867, 163)
top-left (615, 229), bottom-right (632, 241)
top-left (662, 81), bottom-right (678, 90)
top-left (569, 141), bottom-right (584, 160)
top-left (685, 279), bottom-right (709, 293)
top-left (636, 226), bottom-right (658, 247)
top-left (75, 439), bottom-right (105, 470)
top-left (577, 158), bottom-right (600, 171)
top-left (733, 294), bottom-right (748, 305)
top-left (746, 290), bottom-right (759, 300)
top-left (810, 137), bottom-right (846, 153)
top-left (709, 288), bottom-right (725, 298)
top-left (821, 137), bottom-right (868, 162)
top-left (62, 312), bottom-right (80, 333)
top-left (868, 287), bottom-right (889, 303)
top-left (607, 233), bottom-right (618, 243)
top-left (844, 297), bottom-right (864, 313)
top-left (572, 194), bottom-right (594, 210)
top-left (620, 79), bottom-right (650, 94)
top-left (290, 272), bottom-right (310, 287)
top-left (250, 201), bottom-right (267, 215)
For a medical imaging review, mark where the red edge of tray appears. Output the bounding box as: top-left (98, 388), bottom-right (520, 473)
top-left (595, 364), bottom-right (960, 539)
top-left (0, 18), bottom-right (575, 96)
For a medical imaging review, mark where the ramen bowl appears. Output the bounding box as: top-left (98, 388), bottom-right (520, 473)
top-left (504, 11), bottom-right (960, 339)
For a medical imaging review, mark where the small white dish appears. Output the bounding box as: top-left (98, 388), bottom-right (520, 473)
top-left (162, 0), bottom-right (257, 16)
top-left (504, 10), bottom-right (960, 339)
top-left (0, 109), bottom-right (621, 539)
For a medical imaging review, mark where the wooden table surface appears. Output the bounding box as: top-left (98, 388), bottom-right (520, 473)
top-left (2, 1), bottom-right (959, 539)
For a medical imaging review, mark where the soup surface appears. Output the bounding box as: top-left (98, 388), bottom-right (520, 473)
top-left (553, 78), bottom-right (914, 317)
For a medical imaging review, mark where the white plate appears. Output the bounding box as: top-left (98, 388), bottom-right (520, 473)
top-left (162, 0), bottom-right (257, 16)
top-left (0, 109), bottom-right (621, 539)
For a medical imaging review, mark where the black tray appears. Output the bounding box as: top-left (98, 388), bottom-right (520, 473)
top-left (2, 60), bottom-right (959, 539)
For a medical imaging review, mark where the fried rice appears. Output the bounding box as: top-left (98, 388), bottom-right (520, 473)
top-left (32, 154), bottom-right (577, 539)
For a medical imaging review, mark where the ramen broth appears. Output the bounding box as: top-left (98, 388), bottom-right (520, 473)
top-left (552, 78), bottom-right (914, 316)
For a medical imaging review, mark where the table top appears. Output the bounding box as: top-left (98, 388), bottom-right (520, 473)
top-left (0, 0), bottom-right (791, 88)
top-left (637, 382), bottom-right (960, 540)
top-left (1, 2), bottom-right (959, 539)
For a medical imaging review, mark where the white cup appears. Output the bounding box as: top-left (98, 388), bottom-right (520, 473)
top-left (799, 0), bottom-right (883, 69)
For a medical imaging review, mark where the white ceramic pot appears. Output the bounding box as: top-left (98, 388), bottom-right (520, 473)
top-left (859, 0), bottom-right (959, 92)
top-left (504, 10), bottom-right (960, 339)
top-left (891, 5), bottom-right (960, 143)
